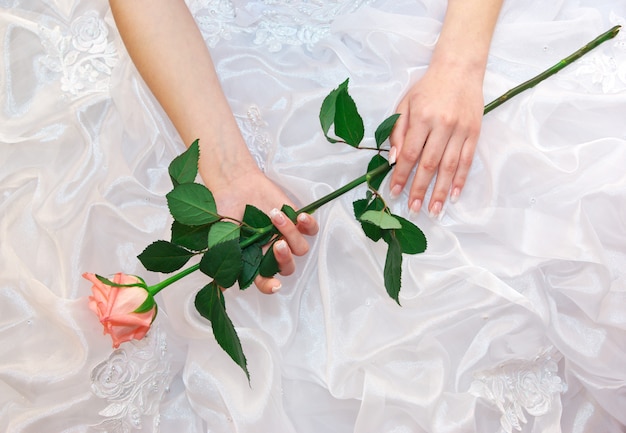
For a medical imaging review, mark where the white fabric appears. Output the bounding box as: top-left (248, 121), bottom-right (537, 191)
top-left (1, 0), bottom-right (626, 432)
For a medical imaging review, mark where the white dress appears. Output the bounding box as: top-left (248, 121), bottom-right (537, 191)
top-left (1, 1), bottom-right (626, 432)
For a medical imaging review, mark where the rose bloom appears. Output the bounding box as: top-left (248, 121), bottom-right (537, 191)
top-left (84, 272), bottom-right (156, 348)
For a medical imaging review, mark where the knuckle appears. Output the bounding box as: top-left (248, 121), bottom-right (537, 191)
top-left (440, 157), bottom-right (458, 174)
top-left (401, 145), bottom-right (422, 162)
top-left (458, 152), bottom-right (474, 168)
top-left (419, 158), bottom-right (439, 173)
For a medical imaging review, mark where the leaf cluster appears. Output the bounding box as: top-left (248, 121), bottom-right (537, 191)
top-left (134, 79), bottom-right (429, 381)
top-left (321, 79), bottom-right (427, 304)
top-left (137, 140), bottom-right (289, 381)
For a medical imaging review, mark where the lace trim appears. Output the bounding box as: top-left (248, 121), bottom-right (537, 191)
top-left (90, 326), bottom-right (171, 433)
top-left (573, 13), bottom-right (626, 93)
top-left (469, 349), bottom-right (567, 433)
top-left (235, 104), bottom-right (272, 171)
top-left (37, 10), bottom-right (118, 98)
top-left (187, 0), bottom-right (372, 52)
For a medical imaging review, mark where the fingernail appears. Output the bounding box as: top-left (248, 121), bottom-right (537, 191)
top-left (275, 239), bottom-right (288, 253)
top-left (429, 201), bottom-right (442, 218)
top-left (269, 208), bottom-right (286, 225)
top-left (297, 213), bottom-right (308, 224)
top-left (271, 283), bottom-right (282, 293)
top-left (390, 184), bottom-right (402, 199)
top-left (409, 199), bottom-right (422, 218)
top-left (450, 187), bottom-right (461, 204)
top-left (388, 146), bottom-right (397, 165)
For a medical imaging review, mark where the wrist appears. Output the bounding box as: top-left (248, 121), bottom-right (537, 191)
top-left (197, 136), bottom-right (261, 192)
top-left (428, 50), bottom-right (487, 84)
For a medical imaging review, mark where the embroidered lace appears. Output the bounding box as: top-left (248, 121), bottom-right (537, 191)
top-left (37, 10), bottom-right (118, 98)
top-left (186, 0), bottom-right (373, 51)
top-left (469, 350), bottom-right (567, 433)
top-left (90, 327), bottom-right (172, 433)
top-left (573, 12), bottom-right (626, 92)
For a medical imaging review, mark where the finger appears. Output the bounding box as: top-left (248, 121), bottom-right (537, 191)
top-left (450, 136), bottom-right (478, 203)
top-left (273, 239), bottom-right (296, 276)
top-left (407, 126), bottom-right (450, 214)
top-left (389, 99), bottom-right (409, 155)
top-left (390, 118), bottom-right (429, 201)
top-left (254, 274), bottom-right (283, 295)
top-left (252, 239), bottom-right (296, 294)
top-left (270, 208), bottom-right (309, 256)
top-left (427, 132), bottom-right (465, 216)
top-left (296, 212), bottom-right (319, 236)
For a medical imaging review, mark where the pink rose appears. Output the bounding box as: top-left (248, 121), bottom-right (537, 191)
top-left (84, 272), bottom-right (157, 348)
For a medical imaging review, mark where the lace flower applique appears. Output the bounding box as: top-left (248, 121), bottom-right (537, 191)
top-left (574, 13), bottom-right (626, 93)
top-left (38, 10), bottom-right (118, 98)
top-left (187, 0), bottom-right (372, 51)
top-left (90, 326), bottom-right (172, 433)
top-left (235, 104), bottom-right (272, 171)
top-left (469, 349), bottom-right (567, 433)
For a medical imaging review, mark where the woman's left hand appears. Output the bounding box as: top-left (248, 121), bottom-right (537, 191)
top-left (388, 61), bottom-right (485, 218)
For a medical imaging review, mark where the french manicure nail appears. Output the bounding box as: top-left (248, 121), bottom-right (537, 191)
top-left (275, 239), bottom-right (288, 252)
top-left (390, 184), bottom-right (402, 199)
top-left (271, 284), bottom-right (282, 293)
top-left (429, 201), bottom-right (442, 218)
top-left (269, 208), bottom-right (285, 225)
top-left (297, 213), bottom-right (308, 224)
top-left (409, 199), bottom-right (422, 218)
top-left (450, 187), bottom-right (461, 204)
top-left (388, 146), bottom-right (397, 165)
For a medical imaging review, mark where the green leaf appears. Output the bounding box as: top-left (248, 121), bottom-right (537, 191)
top-left (383, 215), bottom-right (428, 255)
top-left (243, 204), bottom-right (272, 229)
top-left (171, 221), bottom-right (210, 251)
top-left (259, 242), bottom-right (280, 278)
top-left (374, 114), bottom-right (400, 149)
top-left (319, 79), bottom-right (345, 143)
top-left (242, 204), bottom-right (272, 229)
top-left (199, 239), bottom-right (242, 288)
top-left (334, 84), bottom-right (364, 147)
top-left (353, 198), bottom-right (382, 242)
top-left (138, 240), bottom-right (194, 273)
top-left (194, 282), bottom-right (249, 381)
top-left (166, 183), bottom-right (220, 226)
top-left (238, 243), bottom-right (263, 290)
top-left (95, 274), bottom-right (147, 289)
top-left (281, 204), bottom-right (298, 224)
top-left (241, 205), bottom-right (274, 245)
top-left (384, 233), bottom-right (403, 305)
top-left (359, 210), bottom-right (402, 230)
top-left (134, 293), bottom-right (157, 314)
top-left (354, 196), bottom-right (386, 241)
top-left (366, 154), bottom-right (390, 191)
top-left (169, 139), bottom-right (199, 186)
top-left (208, 221), bottom-right (241, 248)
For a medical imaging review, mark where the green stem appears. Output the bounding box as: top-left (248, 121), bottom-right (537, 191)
top-left (149, 263), bottom-right (199, 295)
top-left (484, 25), bottom-right (621, 115)
top-left (149, 26), bottom-right (620, 294)
top-left (299, 162), bottom-right (392, 215)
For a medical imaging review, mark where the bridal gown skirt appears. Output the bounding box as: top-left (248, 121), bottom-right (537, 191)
top-left (1, 1), bottom-right (626, 432)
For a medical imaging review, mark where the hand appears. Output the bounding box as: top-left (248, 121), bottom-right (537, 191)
top-left (389, 61), bottom-right (484, 217)
top-left (205, 163), bottom-right (319, 295)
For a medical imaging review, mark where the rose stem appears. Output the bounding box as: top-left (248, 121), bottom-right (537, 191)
top-left (150, 26), bottom-right (620, 293)
top-left (484, 25), bottom-right (621, 115)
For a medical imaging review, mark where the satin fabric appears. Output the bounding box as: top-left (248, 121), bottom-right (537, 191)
top-left (1, 1), bottom-right (625, 432)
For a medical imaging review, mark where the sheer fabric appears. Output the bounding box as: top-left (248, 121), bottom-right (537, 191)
top-left (1, 1), bottom-right (626, 432)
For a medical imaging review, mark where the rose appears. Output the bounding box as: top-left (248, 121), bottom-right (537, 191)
top-left (84, 272), bottom-right (157, 348)
top-left (71, 11), bottom-right (109, 54)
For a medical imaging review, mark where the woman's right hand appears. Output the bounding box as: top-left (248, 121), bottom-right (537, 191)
top-left (204, 163), bottom-right (319, 295)
top-left (111, 0), bottom-right (318, 294)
